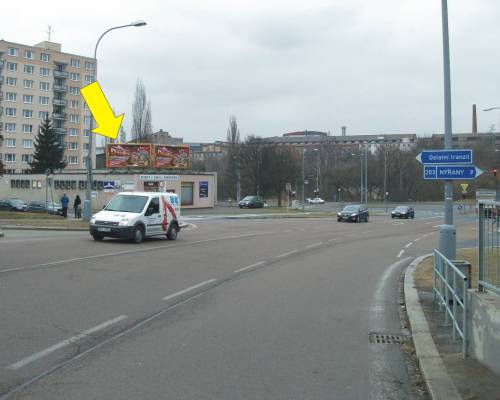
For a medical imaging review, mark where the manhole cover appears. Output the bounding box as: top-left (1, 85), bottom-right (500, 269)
top-left (369, 332), bottom-right (408, 344)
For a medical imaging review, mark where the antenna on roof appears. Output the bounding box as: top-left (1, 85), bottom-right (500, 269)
top-left (46, 25), bottom-right (54, 41)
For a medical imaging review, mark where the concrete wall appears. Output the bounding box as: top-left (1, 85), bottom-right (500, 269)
top-left (467, 290), bottom-right (500, 376)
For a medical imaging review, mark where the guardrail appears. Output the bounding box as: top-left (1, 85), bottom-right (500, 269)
top-left (433, 249), bottom-right (468, 357)
top-left (478, 201), bottom-right (500, 295)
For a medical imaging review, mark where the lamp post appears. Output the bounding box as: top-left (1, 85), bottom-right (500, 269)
top-left (83, 21), bottom-right (147, 222)
top-left (301, 148), bottom-right (318, 204)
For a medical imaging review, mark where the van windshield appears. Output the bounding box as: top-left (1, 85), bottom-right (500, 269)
top-left (105, 195), bottom-right (148, 213)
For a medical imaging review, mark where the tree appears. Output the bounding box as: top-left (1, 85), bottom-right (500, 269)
top-left (225, 115), bottom-right (241, 200)
top-left (30, 118), bottom-right (66, 173)
top-left (131, 79), bottom-right (152, 142)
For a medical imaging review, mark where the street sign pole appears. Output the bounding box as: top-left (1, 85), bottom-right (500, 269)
top-left (440, 0), bottom-right (456, 260)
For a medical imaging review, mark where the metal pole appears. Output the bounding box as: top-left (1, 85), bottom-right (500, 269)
top-left (439, 0), bottom-right (456, 260)
top-left (302, 149), bottom-right (305, 204)
top-left (360, 150), bottom-right (363, 203)
top-left (365, 148), bottom-right (368, 204)
top-left (384, 145), bottom-right (387, 212)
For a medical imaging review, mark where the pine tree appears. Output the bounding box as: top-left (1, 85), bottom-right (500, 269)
top-left (30, 118), bottom-right (67, 173)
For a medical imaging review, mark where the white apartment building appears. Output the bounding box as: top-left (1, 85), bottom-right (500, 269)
top-left (0, 40), bottom-right (96, 173)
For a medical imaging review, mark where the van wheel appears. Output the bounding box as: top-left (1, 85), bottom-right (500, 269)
top-left (167, 224), bottom-right (178, 240)
top-left (92, 234), bottom-right (103, 241)
top-left (132, 226), bottom-right (144, 243)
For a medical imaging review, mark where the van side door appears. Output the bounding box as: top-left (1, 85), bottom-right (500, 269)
top-left (144, 196), bottom-right (162, 236)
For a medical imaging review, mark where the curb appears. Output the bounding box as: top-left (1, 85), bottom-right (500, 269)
top-left (0, 225), bottom-right (87, 232)
top-left (404, 255), bottom-right (462, 399)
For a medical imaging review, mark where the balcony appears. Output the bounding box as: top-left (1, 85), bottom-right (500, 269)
top-left (52, 112), bottom-right (68, 120)
top-left (53, 70), bottom-right (68, 78)
top-left (53, 84), bottom-right (68, 92)
top-left (54, 127), bottom-right (67, 134)
top-left (53, 98), bottom-right (67, 106)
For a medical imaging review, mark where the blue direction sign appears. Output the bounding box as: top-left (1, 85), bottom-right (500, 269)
top-left (416, 149), bottom-right (473, 165)
top-left (423, 165), bottom-right (483, 180)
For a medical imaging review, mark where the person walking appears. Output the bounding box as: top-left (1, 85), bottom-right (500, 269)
top-left (60, 193), bottom-right (69, 218)
top-left (74, 194), bottom-right (82, 219)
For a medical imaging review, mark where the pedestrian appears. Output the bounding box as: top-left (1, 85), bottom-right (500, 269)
top-left (74, 194), bottom-right (82, 219)
top-left (60, 193), bottom-right (69, 218)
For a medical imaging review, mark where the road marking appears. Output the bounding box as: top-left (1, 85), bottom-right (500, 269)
top-left (414, 237), bottom-right (421, 242)
top-left (306, 242), bottom-right (322, 249)
top-left (405, 242), bottom-right (413, 248)
top-left (162, 279), bottom-right (217, 301)
top-left (276, 249), bottom-right (298, 258)
top-left (397, 250), bottom-right (405, 258)
top-left (233, 261), bottom-right (266, 274)
top-left (327, 238), bottom-right (337, 242)
top-left (364, 230), bottom-right (373, 234)
top-left (7, 315), bottom-right (127, 370)
top-left (432, 225), bottom-right (441, 228)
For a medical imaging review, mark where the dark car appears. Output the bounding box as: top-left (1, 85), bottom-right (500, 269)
top-left (337, 204), bottom-right (369, 222)
top-left (28, 200), bottom-right (63, 215)
top-left (0, 198), bottom-right (28, 212)
top-left (238, 196), bottom-right (265, 209)
top-left (391, 205), bottom-right (415, 219)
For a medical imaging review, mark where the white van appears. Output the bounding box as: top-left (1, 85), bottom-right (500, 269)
top-left (89, 192), bottom-right (181, 243)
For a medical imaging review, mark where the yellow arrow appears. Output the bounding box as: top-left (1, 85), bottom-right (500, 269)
top-left (80, 81), bottom-right (124, 140)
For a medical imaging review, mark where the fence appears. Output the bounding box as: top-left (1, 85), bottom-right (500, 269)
top-left (433, 249), bottom-right (469, 357)
top-left (478, 201), bottom-right (500, 295)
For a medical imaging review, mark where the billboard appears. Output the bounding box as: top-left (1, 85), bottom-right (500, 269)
top-left (106, 144), bottom-right (152, 168)
top-left (153, 145), bottom-right (190, 169)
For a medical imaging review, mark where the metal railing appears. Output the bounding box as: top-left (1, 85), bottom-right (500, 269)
top-left (433, 249), bottom-right (468, 357)
top-left (478, 201), bottom-right (500, 295)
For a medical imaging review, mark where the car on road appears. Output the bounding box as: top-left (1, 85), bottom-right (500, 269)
top-left (0, 198), bottom-right (28, 212)
top-left (337, 204), bottom-right (369, 222)
top-left (238, 195), bottom-right (265, 209)
top-left (306, 197), bottom-right (325, 204)
top-left (27, 200), bottom-right (63, 215)
top-left (391, 205), bottom-right (415, 219)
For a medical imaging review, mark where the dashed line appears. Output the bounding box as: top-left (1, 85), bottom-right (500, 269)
top-left (432, 225), bottom-right (441, 228)
top-left (162, 279), bottom-right (216, 301)
top-left (405, 242), bottom-right (413, 248)
top-left (233, 261), bottom-right (266, 274)
top-left (327, 238), bottom-right (337, 242)
top-left (276, 249), bottom-right (299, 258)
top-left (414, 237), bottom-right (421, 242)
top-left (397, 250), bottom-right (405, 258)
top-left (306, 242), bottom-right (323, 249)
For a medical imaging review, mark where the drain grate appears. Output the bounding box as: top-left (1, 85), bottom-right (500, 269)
top-left (369, 332), bottom-right (408, 344)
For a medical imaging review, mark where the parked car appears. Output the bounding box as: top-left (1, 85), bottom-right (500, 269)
top-left (0, 198), bottom-right (28, 212)
top-left (238, 196), bottom-right (265, 209)
top-left (28, 200), bottom-right (63, 215)
top-left (391, 205), bottom-right (415, 219)
top-left (337, 204), bottom-right (369, 222)
top-left (307, 197), bottom-right (325, 204)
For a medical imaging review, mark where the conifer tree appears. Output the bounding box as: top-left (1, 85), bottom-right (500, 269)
top-left (30, 118), bottom-right (66, 173)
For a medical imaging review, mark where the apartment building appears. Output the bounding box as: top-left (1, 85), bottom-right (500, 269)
top-left (0, 40), bottom-right (96, 173)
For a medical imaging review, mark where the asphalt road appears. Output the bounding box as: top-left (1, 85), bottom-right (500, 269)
top-left (0, 214), bottom-right (476, 399)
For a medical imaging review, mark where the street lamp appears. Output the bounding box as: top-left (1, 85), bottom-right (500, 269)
top-left (83, 21), bottom-right (147, 222)
top-left (301, 148), bottom-right (318, 204)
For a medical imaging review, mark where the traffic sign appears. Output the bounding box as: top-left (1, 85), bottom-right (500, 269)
top-left (423, 165), bottom-right (483, 180)
top-left (416, 149), bottom-right (472, 165)
top-left (460, 183), bottom-right (469, 193)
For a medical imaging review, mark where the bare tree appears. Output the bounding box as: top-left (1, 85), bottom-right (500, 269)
top-left (226, 115), bottom-right (240, 144)
top-left (131, 79), bottom-right (152, 142)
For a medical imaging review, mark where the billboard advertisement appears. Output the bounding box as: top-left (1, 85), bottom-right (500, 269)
top-left (106, 144), bottom-right (152, 168)
top-left (153, 145), bottom-right (190, 169)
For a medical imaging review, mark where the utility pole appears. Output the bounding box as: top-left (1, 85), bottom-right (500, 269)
top-left (384, 145), bottom-right (388, 212)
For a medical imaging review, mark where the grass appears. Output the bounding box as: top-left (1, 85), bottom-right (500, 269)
top-left (414, 248), bottom-right (477, 291)
top-left (0, 211), bottom-right (62, 220)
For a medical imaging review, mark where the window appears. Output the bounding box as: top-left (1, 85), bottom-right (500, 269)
top-left (4, 154), bottom-right (16, 163)
top-left (5, 138), bottom-right (16, 147)
top-left (85, 61), bottom-right (95, 70)
top-left (39, 96), bottom-right (49, 105)
top-left (39, 82), bottom-right (50, 91)
top-left (21, 154), bottom-right (33, 163)
top-left (6, 77), bottom-right (17, 86)
top-left (146, 198), bottom-right (160, 214)
top-left (83, 129), bottom-right (90, 137)
top-left (40, 52), bottom-right (50, 62)
top-left (23, 79), bottom-right (33, 89)
top-left (24, 65), bottom-right (34, 74)
top-left (69, 142), bottom-right (78, 150)
top-left (24, 50), bottom-right (34, 60)
top-left (8, 47), bottom-right (18, 57)
top-left (22, 109), bottom-right (33, 118)
top-left (23, 94), bottom-right (33, 103)
top-left (70, 100), bottom-right (79, 109)
top-left (83, 102), bottom-right (89, 110)
top-left (70, 72), bottom-right (80, 81)
top-left (5, 107), bottom-right (16, 117)
top-left (70, 86), bottom-right (79, 95)
top-left (69, 128), bottom-right (78, 136)
top-left (70, 114), bottom-right (79, 123)
top-left (22, 139), bottom-right (33, 148)
top-left (84, 75), bottom-right (94, 84)
top-left (84, 143), bottom-right (90, 151)
top-left (22, 124), bottom-right (33, 133)
top-left (70, 59), bottom-right (80, 68)
top-left (69, 156), bottom-right (78, 164)
top-left (181, 183), bottom-right (194, 205)
top-left (83, 115), bottom-right (91, 125)
top-left (40, 67), bottom-right (50, 76)
top-left (39, 111), bottom-right (49, 120)
top-left (6, 92), bottom-right (17, 101)
top-left (6, 62), bottom-right (17, 71)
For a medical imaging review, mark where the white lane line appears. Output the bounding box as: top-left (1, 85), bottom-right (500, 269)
top-left (276, 249), bottom-right (299, 258)
top-left (233, 261), bottom-right (266, 274)
top-left (364, 230), bottom-right (373, 234)
top-left (162, 279), bottom-right (217, 301)
top-left (7, 315), bottom-right (127, 370)
top-left (414, 237), bottom-right (421, 242)
top-left (397, 250), bottom-right (405, 258)
top-left (405, 242), bottom-right (413, 248)
top-left (327, 238), bottom-right (337, 242)
top-left (432, 225), bottom-right (441, 228)
top-left (306, 242), bottom-right (323, 249)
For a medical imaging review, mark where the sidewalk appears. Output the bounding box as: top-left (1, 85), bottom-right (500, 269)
top-left (406, 255), bottom-right (500, 400)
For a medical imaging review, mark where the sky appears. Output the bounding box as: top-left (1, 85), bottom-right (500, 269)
top-left (3, 0), bottom-right (500, 143)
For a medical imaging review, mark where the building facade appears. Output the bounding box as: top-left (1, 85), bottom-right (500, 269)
top-left (0, 40), bottom-right (96, 174)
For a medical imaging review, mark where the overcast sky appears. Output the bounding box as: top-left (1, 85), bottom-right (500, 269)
top-left (3, 0), bottom-right (500, 142)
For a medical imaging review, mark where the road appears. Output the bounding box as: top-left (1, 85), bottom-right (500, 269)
top-left (0, 214), bottom-right (476, 399)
